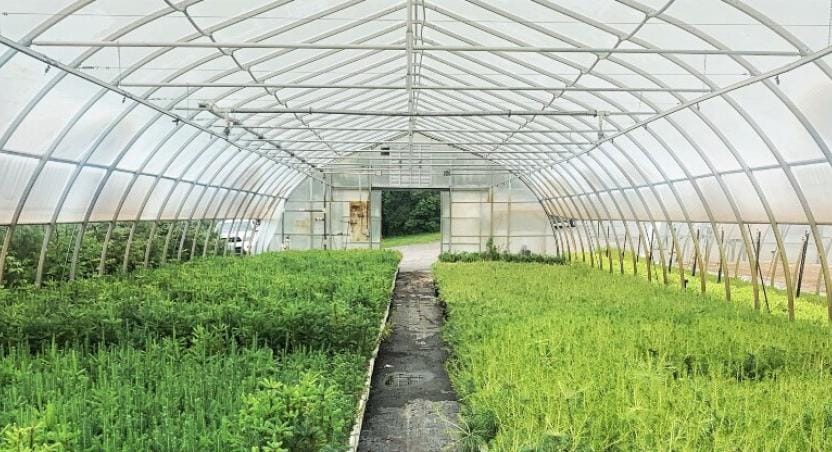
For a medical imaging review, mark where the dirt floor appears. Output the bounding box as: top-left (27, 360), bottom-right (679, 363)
top-left (359, 242), bottom-right (460, 451)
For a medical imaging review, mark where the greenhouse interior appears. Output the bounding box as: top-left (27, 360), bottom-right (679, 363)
top-left (2, 0), bottom-right (832, 450)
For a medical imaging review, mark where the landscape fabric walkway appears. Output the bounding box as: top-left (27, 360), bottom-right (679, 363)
top-left (358, 242), bottom-right (460, 451)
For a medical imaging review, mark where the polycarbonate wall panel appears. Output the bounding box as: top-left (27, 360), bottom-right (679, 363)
top-left (276, 175), bottom-right (555, 253)
top-left (444, 183), bottom-right (555, 254)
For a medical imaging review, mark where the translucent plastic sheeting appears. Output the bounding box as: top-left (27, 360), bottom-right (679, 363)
top-left (0, 0), bottom-right (831, 234)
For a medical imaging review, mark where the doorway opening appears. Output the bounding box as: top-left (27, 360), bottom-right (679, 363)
top-left (380, 189), bottom-right (442, 248)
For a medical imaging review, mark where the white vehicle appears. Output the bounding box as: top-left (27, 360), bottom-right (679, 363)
top-left (218, 220), bottom-right (260, 255)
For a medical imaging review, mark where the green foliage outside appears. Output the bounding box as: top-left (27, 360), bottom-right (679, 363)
top-left (435, 261), bottom-right (832, 451)
top-left (1, 222), bottom-right (221, 287)
top-left (381, 231), bottom-right (441, 248)
top-left (381, 191), bottom-right (440, 238)
top-left (0, 250), bottom-right (400, 451)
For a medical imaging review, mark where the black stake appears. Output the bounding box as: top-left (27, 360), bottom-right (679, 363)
top-left (692, 228), bottom-right (700, 277)
top-left (796, 232), bottom-right (810, 298)
top-left (750, 226), bottom-right (770, 313)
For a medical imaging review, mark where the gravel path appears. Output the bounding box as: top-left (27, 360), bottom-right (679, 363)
top-left (393, 241), bottom-right (441, 272)
top-left (358, 242), bottom-right (460, 451)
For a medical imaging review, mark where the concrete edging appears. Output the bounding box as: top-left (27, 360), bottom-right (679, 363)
top-left (347, 266), bottom-right (399, 451)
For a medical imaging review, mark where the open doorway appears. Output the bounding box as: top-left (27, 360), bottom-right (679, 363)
top-left (380, 189), bottom-right (441, 248)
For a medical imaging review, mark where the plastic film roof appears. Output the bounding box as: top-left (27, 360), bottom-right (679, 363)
top-left (1, 0), bottom-right (832, 228)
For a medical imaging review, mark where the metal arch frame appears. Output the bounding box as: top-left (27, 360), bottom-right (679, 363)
top-left (507, 0), bottom-right (778, 309)
top-left (112, 3), bottom-right (406, 268)
top-left (233, 63), bottom-right (411, 161)
top-left (408, 83), bottom-right (632, 270)
top-left (589, 0), bottom-right (832, 317)
top-left (179, 25), bottom-right (608, 166)
top-left (172, 146), bottom-right (290, 260)
top-left (161, 141), bottom-right (272, 264)
top-left (212, 161), bottom-right (290, 260)
top-left (120, 82), bottom-right (714, 93)
top-left (257, 63), bottom-right (409, 139)
top-left (1, 0), bottom-right (397, 283)
top-left (723, 0), bottom-right (832, 315)
top-left (613, 2), bottom-right (801, 315)
top-left (0, 0), bottom-right (152, 283)
top-left (520, 0), bottom-right (768, 299)
top-left (163, 142), bottom-right (277, 263)
top-left (165, 3), bottom-right (409, 161)
top-left (521, 174), bottom-right (572, 258)
top-left (30, 41), bottom-right (805, 58)
top-left (214, 53), bottom-right (556, 172)
top-left (0, 5), bottom-right (720, 286)
top-left (403, 67), bottom-right (644, 275)
top-left (0, 0), bottom-right (800, 173)
top-left (210, 143), bottom-right (312, 257)
top-left (8, 0), bottom-right (408, 281)
top-left (530, 171), bottom-right (598, 265)
top-left (404, 62), bottom-right (671, 275)
top-left (213, 58), bottom-right (412, 152)
top-left (116, 139), bottom-right (259, 272)
top-left (195, 154), bottom-right (305, 258)
top-left (0, 0), bottom-right (832, 309)
top-left (113, 3), bottom-right (408, 174)
top-left (126, 134), bottom-right (236, 270)
top-left (566, 0), bottom-right (830, 312)
top-left (231, 127), bottom-right (619, 133)
top-left (432, 0), bottom-right (744, 293)
top-left (416, 17), bottom-right (699, 283)
top-left (157, 7), bottom-right (410, 136)
top-left (200, 37), bottom-right (612, 170)
top-left (170, 34), bottom-right (412, 164)
top-left (176, 157), bottom-right (304, 261)
top-left (0, 1), bottom-right (324, 284)
top-left (454, 0), bottom-right (828, 307)
top-left (670, 0), bottom-right (832, 310)
top-left (80, 0), bottom-right (394, 254)
top-left (442, 0), bottom-right (738, 293)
